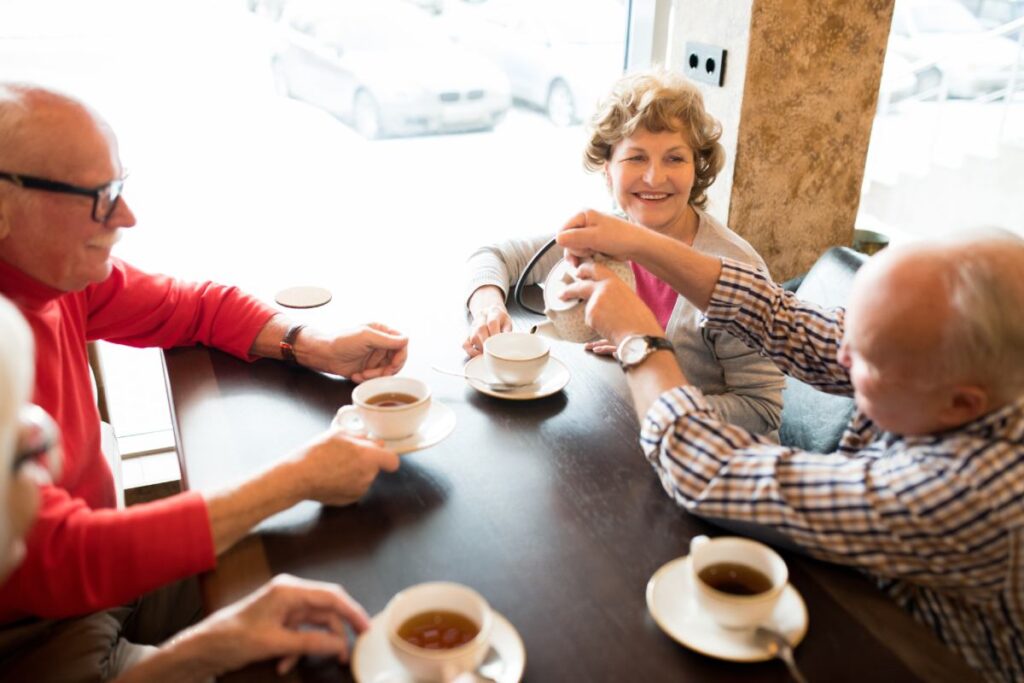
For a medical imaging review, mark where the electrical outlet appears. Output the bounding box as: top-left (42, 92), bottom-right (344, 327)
top-left (683, 42), bottom-right (727, 87)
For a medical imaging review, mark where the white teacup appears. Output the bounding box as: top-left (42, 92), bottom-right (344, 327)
top-left (385, 581), bottom-right (494, 682)
top-left (333, 376), bottom-right (431, 440)
top-left (483, 332), bottom-right (550, 385)
top-left (689, 535), bottom-right (788, 630)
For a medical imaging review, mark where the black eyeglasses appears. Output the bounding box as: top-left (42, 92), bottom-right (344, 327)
top-left (0, 171), bottom-right (127, 223)
top-left (13, 404), bottom-right (61, 479)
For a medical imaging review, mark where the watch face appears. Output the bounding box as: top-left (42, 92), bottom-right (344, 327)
top-left (620, 336), bottom-right (649, 365)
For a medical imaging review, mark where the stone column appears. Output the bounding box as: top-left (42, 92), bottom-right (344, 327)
top-left (669, 0), bottom-right (894, 280)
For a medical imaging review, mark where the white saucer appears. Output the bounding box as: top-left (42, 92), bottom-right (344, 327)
top-left (463, 355), bottom-right (570, 400)
top-left (351, 610), bottom-right (526, 683)
top-left (646, 555), bottom-right (808, 662)
top-left (333, 401), bottom-right (456, 455)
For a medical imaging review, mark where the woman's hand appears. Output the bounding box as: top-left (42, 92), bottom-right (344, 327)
top-left (557, 209), bottom-right (649, 267)
top-left (464, 286), bottom-right (512, 357)
top-left (584, 339), bottom-right (617, 356)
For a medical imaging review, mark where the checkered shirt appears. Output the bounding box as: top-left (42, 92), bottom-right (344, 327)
top-left (639, 258), bottom-right (1024, 683)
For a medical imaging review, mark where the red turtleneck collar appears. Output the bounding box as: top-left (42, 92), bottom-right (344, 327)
top-left (0, 258), bottom-right (67, 310)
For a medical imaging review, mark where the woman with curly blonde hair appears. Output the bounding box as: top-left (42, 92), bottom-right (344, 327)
top-left (463, 69), bottom-right (784, 435)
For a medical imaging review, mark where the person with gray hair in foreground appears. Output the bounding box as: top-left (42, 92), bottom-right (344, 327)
top-left (556, 213), bottom-right (1024, 683)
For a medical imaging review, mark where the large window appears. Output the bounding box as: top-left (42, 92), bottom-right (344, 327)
top-left (859, 0), bottom-right (1024, 246)
top-left (0, 0), bottom-right (633, 455)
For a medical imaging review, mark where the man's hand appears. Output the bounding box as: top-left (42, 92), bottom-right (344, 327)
top-left (298, 323), bottom-right (409, 382)
top-left (561, 262), bottom-right (664, 347)
top-left (557, 209), bottom-right (649, 266)
top-left (164, 575), bottom-right (372, 679)
top-left (286, 428), bottom-right (400, 507)
top-left (464, 285), bottom-right (512, 357)
top-left (205, 428), bottom-right (400, 555)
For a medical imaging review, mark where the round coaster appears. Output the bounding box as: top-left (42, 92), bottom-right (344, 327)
top-left (275, 285), bottom-right (332, 309)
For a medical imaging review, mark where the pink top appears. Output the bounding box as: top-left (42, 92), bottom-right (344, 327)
top-left (631, 262), bottom-right (677, 329)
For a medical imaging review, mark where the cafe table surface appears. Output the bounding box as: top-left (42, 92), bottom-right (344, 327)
top-left (163, 286), bottom-right (981, 683)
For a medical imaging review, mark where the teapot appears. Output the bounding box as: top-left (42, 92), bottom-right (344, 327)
top-left (514, 238), bottom-right (636, 343)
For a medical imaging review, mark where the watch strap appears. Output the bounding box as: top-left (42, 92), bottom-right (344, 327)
top-left (280, 323), bottom-right (306, 366)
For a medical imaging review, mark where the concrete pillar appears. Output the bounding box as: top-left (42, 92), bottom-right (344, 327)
top-left (669, 0), bottom-right (894, 280)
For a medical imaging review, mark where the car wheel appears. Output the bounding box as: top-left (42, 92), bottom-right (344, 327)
top-left (271, 58), bottom-right (290, 98)
top-left (546, 79), bottom-right (576, 127)
top-left (353, 90), bottom-right (381, 139)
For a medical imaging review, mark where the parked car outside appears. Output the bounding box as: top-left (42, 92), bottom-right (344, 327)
top-left (272, 0), bottom-right (511, 138)
top-left (445, 0), bottom-right (626, 126)
top-left (890, 0), bottom-right (1024, 98)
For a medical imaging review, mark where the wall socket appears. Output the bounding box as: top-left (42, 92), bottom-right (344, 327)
top-left (683, 42), bottom-right (727, 87)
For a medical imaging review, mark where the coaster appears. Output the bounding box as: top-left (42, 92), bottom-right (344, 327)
top-left (275, 286), bottom-right (332, 309)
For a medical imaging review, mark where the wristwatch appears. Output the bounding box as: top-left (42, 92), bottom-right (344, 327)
top-left (616, 334), bottom-right (674, 371)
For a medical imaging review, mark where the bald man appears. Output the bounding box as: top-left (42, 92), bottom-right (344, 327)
top-left (0, 83), bottom-right (404, 679)
top-left (557, 209), bottom-right (1024, 683)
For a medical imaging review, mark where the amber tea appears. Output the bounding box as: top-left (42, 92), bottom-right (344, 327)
top-left (698, 562), bottom-right (773, 596)
top-left (398, 610), bottom-right (479, 650)
top-left (365, 392), bottom-right (420, 408)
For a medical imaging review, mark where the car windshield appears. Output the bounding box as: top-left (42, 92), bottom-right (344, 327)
top-left (298, 1), bottom-right (450, 51)
top-left (910, 1), bottom-right (983, 33)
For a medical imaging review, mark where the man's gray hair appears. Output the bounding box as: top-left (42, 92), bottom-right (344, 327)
top-left (938, 229), bottom-right (1024, 402)
top-left (0, 84), bottom-right (33, 169)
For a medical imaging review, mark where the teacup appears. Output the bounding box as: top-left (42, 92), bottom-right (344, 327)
top-left (483, 332), bottom-right (549, 385)
top-left (689, 535), bottom-right (788, 630)
top-left (333, 376), bottom-right (431, 440)
top-left (385, 581), bottom-right (494, 682)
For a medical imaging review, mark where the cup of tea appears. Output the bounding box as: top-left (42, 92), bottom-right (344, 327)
top-left (483, 332), bottom-right (550, 385)
top-left (385, 581), bottom-right (494, 682)
top-left (689, 535), bottom-right (788, 630)
top-left (333, 376), bottom-right (431, 440)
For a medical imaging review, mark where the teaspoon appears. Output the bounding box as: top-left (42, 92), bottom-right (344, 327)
top-left (431, 366), bottom-right (532, 392)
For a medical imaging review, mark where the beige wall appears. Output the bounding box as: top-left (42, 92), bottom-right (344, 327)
top-left (669, 0), bottom-right (894, 280)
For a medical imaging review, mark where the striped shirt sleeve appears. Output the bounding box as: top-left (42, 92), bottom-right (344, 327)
top-left (641, 384), bottom-right (1015, 594)
top-left (704, 258), bottom-right (853, 395)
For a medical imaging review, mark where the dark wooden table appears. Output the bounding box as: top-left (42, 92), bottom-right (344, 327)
top-left (164, 293), bottom-right (980, 683)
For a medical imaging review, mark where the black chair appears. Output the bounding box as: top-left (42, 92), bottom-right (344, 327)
top-left (778, 247), bottom-right (867, 453)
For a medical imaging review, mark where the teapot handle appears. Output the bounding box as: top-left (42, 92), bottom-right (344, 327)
top-left (513, 237), bottom-right (558, 316)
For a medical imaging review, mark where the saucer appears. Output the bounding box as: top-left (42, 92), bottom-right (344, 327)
top-left (463, 355), bottom-right (570, 400)
top-left (333, 401), bottom-right (456, 455)
top-left (646, 556), bottom-right (808, 662)
top-left (351, 609), bottom-right (525, 683)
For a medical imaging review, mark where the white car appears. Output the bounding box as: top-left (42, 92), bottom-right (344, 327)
top-left (446, 0), bottom-right (626, 126)
top-left (272, 0), bottom-right (511, 138)
top-left (889, 0), bottom-right (1024, 98)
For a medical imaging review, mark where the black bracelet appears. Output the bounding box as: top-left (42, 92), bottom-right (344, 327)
top-left (279, 323), bottom-right (306, 366)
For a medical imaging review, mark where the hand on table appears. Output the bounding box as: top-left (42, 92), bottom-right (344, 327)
top-left (299, 323), bottom-right (409, 382)
top-left (561, 261), bottom-right (664, 346)
top-left (288, 428), bottom-right (400, 507)
top-left (175, 574), bottom-right (371, 678)
top-left (464, 285), bottom-right (513, 357)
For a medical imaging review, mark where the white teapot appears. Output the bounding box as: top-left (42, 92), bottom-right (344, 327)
top-left (514, 238), bottom-right (636, 343)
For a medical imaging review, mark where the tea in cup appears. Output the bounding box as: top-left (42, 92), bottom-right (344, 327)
top-left (333, 376), bottom-right (431, 440)
top-left (385, 581), bottom-right (494, 682)
top-left (689, 535), bottom-right (788, 629)
top-left (483, 332), bottom-right (549, 385)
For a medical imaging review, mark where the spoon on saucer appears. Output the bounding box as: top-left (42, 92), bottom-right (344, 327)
top-left (754, 626), bottom-right (808, 683)
top-left (431, 366), bottom-right (533, 393)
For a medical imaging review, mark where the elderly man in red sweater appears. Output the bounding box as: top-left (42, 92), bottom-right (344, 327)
top-left (0, 83), bottom-right (408, 679)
